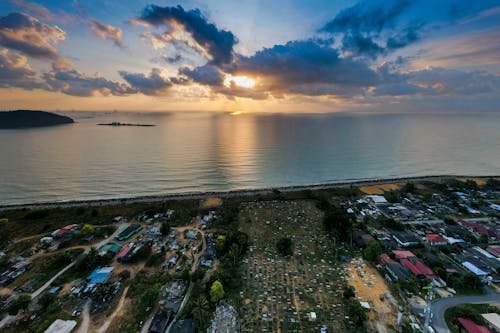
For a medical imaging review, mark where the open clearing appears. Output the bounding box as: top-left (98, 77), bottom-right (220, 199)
top-left (360, 184), bottom-right (402, 195)
top-left (345, 258), bottom-right (398, 333)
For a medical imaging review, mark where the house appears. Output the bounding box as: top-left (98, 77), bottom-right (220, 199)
top-left (99, 243), bottom-right (122, 256)
top-left (85, 267), bottom-right (114, 291)
top-left (426, 234), bottom-right (448, 246)
top-left (164, 254), bottom-right (179, 270)
top-left (392, 231), bottom-right (420, 247)
top-left (117, 243), bottom-right (134, 263)
top-left (393, 250), bottom-right (416, 260)
top-left (379, 254), bottom-right (411, 282)
top-left (400, 257), bottom-right (438, 280)
top-left (116, 224), bottom-right (143, 241)
top-left (185, 230), bottom-right (198, 239)
top-left (40, 237), bottom-right (54, 245)
top-left (458, 317), bottom-right (493, 333)
top-left (148, 308), bottom-right (173, 333)
top-left (462, 261), bottom-right (488, 277)
top-left (52, 224), bottom-right (78, 238)
top-left (44, 319), bottom-right (77, 333)
top-left (481, 313), bottom-right (500, 333)
top-left (365, 195), bottom-right (389, 205)
top-left (487, 246), bottom-right (500, 258)
top-left (172, 319), bottom-right (196, 333)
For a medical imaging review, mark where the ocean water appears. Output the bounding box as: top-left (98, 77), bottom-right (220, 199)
top-left (0, 111), bottom-right (499, 205)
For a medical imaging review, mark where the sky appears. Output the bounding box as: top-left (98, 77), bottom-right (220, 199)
top-left (0, 0), bottom-right (499, 113)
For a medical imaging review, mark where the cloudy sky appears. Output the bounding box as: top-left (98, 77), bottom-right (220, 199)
top-left (0, 0), bottom-right (499, 112)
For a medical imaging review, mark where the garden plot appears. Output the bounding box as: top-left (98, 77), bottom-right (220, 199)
top-left (239, 200), bottom-right (346, 333)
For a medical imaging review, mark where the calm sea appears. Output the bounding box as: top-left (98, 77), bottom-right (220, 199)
top-left (0, 111), bottom-right (499, 205)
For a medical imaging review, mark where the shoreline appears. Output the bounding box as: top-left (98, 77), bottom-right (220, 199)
top-left (0, 174), bottom-right (497, 211)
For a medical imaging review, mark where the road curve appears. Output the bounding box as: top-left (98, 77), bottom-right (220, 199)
top-left (431, 290), bottom-right (500, 333)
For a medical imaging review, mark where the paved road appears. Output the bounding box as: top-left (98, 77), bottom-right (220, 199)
top-left (431, 290), bottom-right (500, 333)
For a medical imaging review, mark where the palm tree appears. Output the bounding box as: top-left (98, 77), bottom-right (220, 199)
top-left (193, 295), bottom-right (210, 328)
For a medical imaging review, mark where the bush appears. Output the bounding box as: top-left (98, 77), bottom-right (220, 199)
top-left (362, 240), bottom-right (382, 262)
top-left (276, 237), bottom-right (293, 257)
top-left (23, 209), bottom-right (50, 220)
top-left (8, 295), bottom-right (31, 315)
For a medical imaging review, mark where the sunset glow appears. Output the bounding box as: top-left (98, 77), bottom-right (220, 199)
top-left (224, 75), bottom-right (256, 89)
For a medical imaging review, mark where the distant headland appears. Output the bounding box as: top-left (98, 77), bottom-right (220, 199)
top-left (97, 122), bottom-right (155, 127)
top-left (0, 110), bottom-right (74, 129)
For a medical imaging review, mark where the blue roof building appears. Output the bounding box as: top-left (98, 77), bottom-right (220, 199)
top-left (87, 267), bottom-right (114, 287)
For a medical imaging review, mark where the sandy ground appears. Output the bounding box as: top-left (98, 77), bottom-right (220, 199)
top-left (458, 177), bottom-right (489, 186)
top-left (360, 183), bottom-right (402, 195)
top-left (75, 301), bottom-right (90, 333)
top-left (345, 258), bottom-right (398, 333)
top-left (200, 197), bottom-right (223, 209)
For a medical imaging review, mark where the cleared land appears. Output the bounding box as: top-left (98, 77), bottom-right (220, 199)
top-left (345, 258), bottom-right (398, 333)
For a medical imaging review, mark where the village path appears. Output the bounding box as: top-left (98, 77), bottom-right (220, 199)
top-left (30, 223), bottom-right (126, 299)
top-left (97, 286), bottom-right (129, 333)
top-left (75, 301), bottom-right (91, 333)
top-left (165, 226), bottom-right (206, 333)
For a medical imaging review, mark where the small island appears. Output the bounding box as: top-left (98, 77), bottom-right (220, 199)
top-left (0, 110), bottom-right (74, 129)
top-left (97, 122), bottom-right (155, 127)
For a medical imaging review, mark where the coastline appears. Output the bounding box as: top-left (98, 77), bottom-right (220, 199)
top-left (0, 174), bottom-right (497, 211)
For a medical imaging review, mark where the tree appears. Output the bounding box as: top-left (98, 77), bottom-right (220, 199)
top-left (344, 299), bottom-right (368, 327)
top-left (210, 280), bottom-right (225, 303)
top-left (276, 237), bottom-right (293, 257)
top-left (81, 224), bottom-right (95, 236)
top-left (193, 295), bottom-right (210, 328)
top-left (343, 285), bottom-right (355, 299)
top-left (160, 222), bottom-right (170, 236)
top-left (8, 295), bottom-right (31, 315)
top-left (362, 240), bottom-right (382, 262)
top-left (403, 182), bottom-right (416, 194)
top-left (216, 235), bottom-right (226, 253)
top-left (323, 206), bottom-right (355, 244)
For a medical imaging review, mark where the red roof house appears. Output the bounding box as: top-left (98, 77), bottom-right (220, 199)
top-left (426, 234), bottom-right (448, 246)
top-left (379, 253), bottom-right (395, 265)
top-left (392, 250), bottom-right (415, 260)
top-left (457, 317), bottom-right (493, 333)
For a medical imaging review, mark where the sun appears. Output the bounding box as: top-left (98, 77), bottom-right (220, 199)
top-left (224, 75), bottom-right (255, 88)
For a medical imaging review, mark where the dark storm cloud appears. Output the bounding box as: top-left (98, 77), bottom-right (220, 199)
top-left (135, 5), bottom-right (237, 65)
top-left (44, 64), bottom-right (133, 97)
top-left (119, 68), bottom-right (172, 95)
top-left (321, 0), bottom-right (411, 33)
top-left (320, 0), bottom-right (423, 58)
top-left (0, 12), bottom-right (65, 60)
top-left (374, 67), bottom-right (500, 97)
top-left (234, 40), bottom-right (379, 88)
top-left (179, 64), bottom-right (224, 86)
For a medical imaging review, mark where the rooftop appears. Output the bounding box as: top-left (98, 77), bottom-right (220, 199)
top-left (458, 317), bottom-right (493, 333)
top-left (44, 319), bottom-right (77, 333)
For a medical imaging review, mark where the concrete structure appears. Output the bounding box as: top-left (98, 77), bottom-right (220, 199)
top-left (365, 195), bottom-right (388, 205)
top-left (482, 313), bottom-right (500, 333)
top-left (44, 319), bottom-right (77, 333)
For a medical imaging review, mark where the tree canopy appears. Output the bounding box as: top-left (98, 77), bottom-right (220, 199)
top-left (210, 280), bottom-right (225, 303)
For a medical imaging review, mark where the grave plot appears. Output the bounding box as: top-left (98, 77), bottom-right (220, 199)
top-left (238, 200), bottom-right (347, 333)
